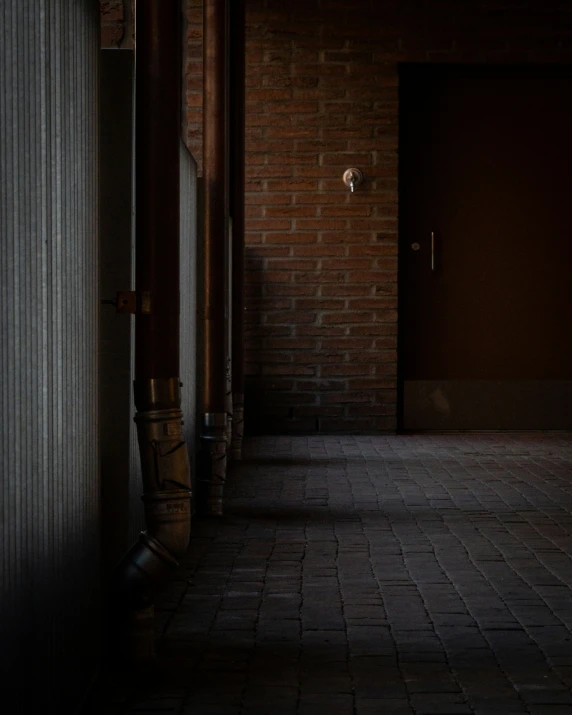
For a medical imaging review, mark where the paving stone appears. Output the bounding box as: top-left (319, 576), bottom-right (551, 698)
top-left (297, 694), bottom-right (354, 714)
top-left (88, 434), bottom-right (572, 715)
top-left (356, 698), bottom-right (414, 714)
top-left (471, 702), bottom-right (527, 715)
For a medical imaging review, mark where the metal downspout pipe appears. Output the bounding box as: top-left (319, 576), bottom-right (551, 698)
top-left (230, 0), bottom-right (246, 462)
top-left (201, 0), bottom-right (229, 515)
top-left (112, 0), bottom-right (192, 661)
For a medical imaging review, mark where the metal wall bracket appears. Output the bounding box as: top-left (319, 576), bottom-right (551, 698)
top-left (101, 291), bottom-right (152, 314)
top-left (116, 291), bottom-right (137, 314)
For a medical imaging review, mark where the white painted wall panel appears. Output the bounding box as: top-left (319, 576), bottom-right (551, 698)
top-left (180, 142), bottom-right (199, 504)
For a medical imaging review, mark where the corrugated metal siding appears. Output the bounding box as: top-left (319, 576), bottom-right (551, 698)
top-left (0, 1), bottom-right (100, 711)
top-left (180, 142), bottom-right (199, 503)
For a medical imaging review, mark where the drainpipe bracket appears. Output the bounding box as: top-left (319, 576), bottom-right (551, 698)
top-left (103, 291), bottom-right (153, 315)
top-left (116, 291), bottom-right (137, 313)
top-left (134, 377), bottom-right (182, 411)
top-left (201, 417), bottom-right (227, 443)
top-left (202, 413), bottom-right (228, 439)
top-left (203, 412), bottom-right (227, 428)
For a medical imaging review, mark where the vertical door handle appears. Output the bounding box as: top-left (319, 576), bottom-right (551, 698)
top-left (431, 231), bottom-right (435, 271)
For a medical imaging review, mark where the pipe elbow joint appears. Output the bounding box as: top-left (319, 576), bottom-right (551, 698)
top-left (112, 533), bottom-right (177, 610)
top-left (113, 402), bottom-right (192, 611)
top-left (143, 489), bottom-right (192, 560)
top-left (113, 490), bottom-right (191, 609)
top-left (113, 489), bottom-right (191, 610)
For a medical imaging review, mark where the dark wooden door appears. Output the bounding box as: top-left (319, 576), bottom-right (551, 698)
top-left (399, 65), bottom-right (572, 430)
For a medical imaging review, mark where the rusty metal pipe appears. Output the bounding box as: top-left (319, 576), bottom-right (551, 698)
top-left (135, 0), bottom-right (181, 380)
top-left (230, 0), bottom-right (246, 462)
top-left (202, 0), bottom-right (229, 515)
top-left (113, 0), bottom-right (191, 662)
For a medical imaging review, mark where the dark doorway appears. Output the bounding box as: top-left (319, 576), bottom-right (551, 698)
top-left (399, 64), bottom-right (572, 430)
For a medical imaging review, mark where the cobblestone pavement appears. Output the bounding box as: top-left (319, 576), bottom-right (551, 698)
top-left (89, 434), bottom-right (572, 715)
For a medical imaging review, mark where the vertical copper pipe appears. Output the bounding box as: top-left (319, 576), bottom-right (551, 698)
top-left (203, 0), bottom-right (227, 415)
top-left (135, 0), bottom-right (181, 384)
top-left (224, 0), bottom-right (233, 450)
top-left (112, 0), bottom-right (192, 663)
top-left (230, 0), bottom-right (246, 461)
top-left (202, 0), bottom-right (229, 514)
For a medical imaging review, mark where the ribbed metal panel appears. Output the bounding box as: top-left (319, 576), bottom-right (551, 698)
top-left (180, 142), bottom-right (199, 503)
top-left (0, 1), bottom-right (100, 711)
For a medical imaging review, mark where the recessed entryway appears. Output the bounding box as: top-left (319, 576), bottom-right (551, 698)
top-left (399, 64), bottom-right (572, 430)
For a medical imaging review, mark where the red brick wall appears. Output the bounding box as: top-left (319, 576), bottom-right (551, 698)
top-left (244, 0), bottom-right (572, 433)
top-left (185, 0), bottom-right (204, 171)
top-left (99, 0), bottom-right (126, 47)
top-left (100, 1), bottom-right (572, 434)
